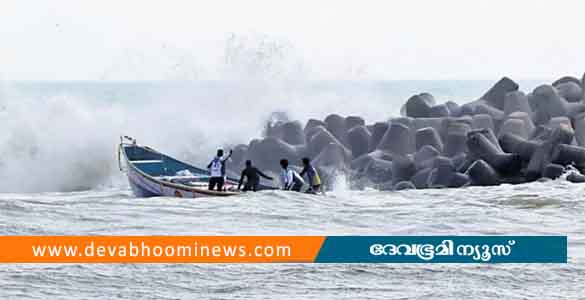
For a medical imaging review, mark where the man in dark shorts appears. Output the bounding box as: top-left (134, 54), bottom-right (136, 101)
top-left (237, 160), bottom-right (274, 192)
top-left (207, 149), bottom-right (232, 191)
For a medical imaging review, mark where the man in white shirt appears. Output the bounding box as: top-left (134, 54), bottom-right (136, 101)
top-left (207, 149), bottom-right (232, 191)
top-left (279, 159), bottom-right (305, 192)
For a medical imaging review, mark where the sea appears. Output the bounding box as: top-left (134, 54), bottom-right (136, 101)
top-left (0, 80), bottom-right (583, 299)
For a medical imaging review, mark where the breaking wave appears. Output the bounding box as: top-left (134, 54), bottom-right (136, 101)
top-left (0, 35), bottom-right (545, 193)
top-left (0, 79), bottom-right (398, 193)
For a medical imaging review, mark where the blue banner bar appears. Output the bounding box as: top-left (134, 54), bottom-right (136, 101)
top-left (315, 236), bottom-right (567, 263)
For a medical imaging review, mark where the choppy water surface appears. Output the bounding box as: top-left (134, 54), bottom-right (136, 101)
top-left (0, 180), bottom-right (583, 299)
top-left (0, 80), bottom-right (582, 299)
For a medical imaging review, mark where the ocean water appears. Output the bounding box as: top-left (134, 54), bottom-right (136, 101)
top-left (1, 80), bottom-right (583, 299)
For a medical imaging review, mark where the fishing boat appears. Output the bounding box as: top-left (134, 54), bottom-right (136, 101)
top-left (118, 136), bottom-right (251, 198)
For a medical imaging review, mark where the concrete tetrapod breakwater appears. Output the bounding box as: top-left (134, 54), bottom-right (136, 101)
top-left (228, 74), bottom-right (585, 190)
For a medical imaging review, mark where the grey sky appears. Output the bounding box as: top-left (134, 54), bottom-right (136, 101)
top-left (1, 0), bottom-right (584, 80)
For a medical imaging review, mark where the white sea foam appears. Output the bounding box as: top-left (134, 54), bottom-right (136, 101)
top-left (0, 37), bottom-right (547, 192)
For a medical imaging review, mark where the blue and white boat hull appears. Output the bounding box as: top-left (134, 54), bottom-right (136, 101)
top-left (118, 137), bottom-right (242, 198)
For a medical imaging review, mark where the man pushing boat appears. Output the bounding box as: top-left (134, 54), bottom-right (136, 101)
top-left (279, 159), bottom-right (305, 192)
top-left (299, 157), bottom-right (322, 194)
top-left (207, 149), bottom-right (232, 191)
top-left (237, 160), bottom-right (274, 192)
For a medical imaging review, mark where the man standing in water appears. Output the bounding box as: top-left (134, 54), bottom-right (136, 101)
top-left (237, 160), bottom-right (274, 192)
top-left (279, 159), bottom-right (305, 192)
top-left (207, 149), bottom-right (232, 191)
top-left (299, 157), bottom-right (322, 194)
